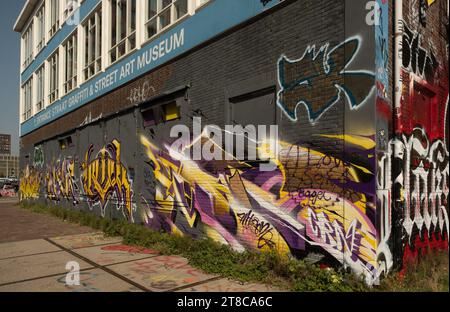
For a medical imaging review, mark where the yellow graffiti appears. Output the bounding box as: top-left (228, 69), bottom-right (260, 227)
top-left (19, 165), bottom-right (41, 200)
top-left (140, 131), bottom-right (378, 278)
top-left (140, 135), bottom-right (294, 253)
top-left (80, 139), bottom-right (133, 220)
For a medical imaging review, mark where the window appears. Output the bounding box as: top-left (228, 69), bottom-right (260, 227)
top-left (36, 5), bottom-right (45, 52)
top-left (36, 66), bottom-right (45, 112)
top-left (110, 0), bottom-right (136, 63)
top-left (22, 78), bottom-right (33, 121)
top-left (141, 92), bottom-right (185, 127)
top-left (49, 0), bottom-right (60, 38)
top-left (63, 0), bottom-right (77, 20)
top-left (141, 102), bottom-right (180, 126)
top-left (142, 108), bottom-right (157, 127)
top-left (145, 0), bottom-right (188, 39)
top-left (23, 23), bottom-right (34, 68)
top-left (196, 0), bottom-right (210, 9)
top-left (49, 52), bottom-right (59, 104)
top-left (163, 102), bottom-right (180, 121)
top-left (59, 136), bottom-right (73, 150)
top-left (228, 87), bottom-right (277, 161)
top-left (83, 8), bottom-right (102, 80)
top-left (64, 34), bottom-right (78, 94)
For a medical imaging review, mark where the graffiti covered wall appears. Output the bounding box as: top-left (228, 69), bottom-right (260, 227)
top-left (393, 0), bottom-right (449, 273)
top-left (18, 0), bottom-right (448, 284)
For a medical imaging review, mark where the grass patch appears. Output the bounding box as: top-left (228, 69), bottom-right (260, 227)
top-left (377, 250), bottom-right (449, 292)
top-left (20, 202), bottom-right (448, 292)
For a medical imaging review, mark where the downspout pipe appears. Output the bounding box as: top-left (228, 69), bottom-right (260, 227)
top-left (394, 0), bottom-right (402, 131)
top-left (392, 0), bottom-right (404, 270)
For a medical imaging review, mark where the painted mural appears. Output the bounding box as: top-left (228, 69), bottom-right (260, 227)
top-left (139, 132), bottom-right (378, 283)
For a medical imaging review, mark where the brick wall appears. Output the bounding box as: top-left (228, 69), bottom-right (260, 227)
top-left (394, 0), bottom-right (449, 274)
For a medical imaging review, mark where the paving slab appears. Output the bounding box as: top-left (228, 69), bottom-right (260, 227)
top-left (0, 251), bottom-right (92, 285)
top-left (0, 268), bottom-right (142, 292)
top-left (0, 239), bottom-right (61, 260)
top-left (177, 278), bottom-right (283, 292)
top-left (72, 244), bottom-right (159, 266)
top-left (0, 202), bottom-right (94, 243)
top-left (48, 232), bottom-right (122, 249)
top-left (108, 255), bottom-right (218, 292)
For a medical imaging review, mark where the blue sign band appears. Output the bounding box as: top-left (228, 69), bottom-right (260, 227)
top-left (20, 0), bottom-right (281, 136)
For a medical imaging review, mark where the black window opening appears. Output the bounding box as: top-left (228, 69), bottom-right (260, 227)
top-left (228, 86), bottom-right (277, 163)
top-left (142, 101), bottom-right (181, 128)
top-left (141, 88), bottom-right (185, 128)
top-left (59, 136), bottom-right (73, 150)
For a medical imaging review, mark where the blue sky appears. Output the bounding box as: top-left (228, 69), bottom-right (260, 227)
top-left (0, 0), bottom-right (26, 155)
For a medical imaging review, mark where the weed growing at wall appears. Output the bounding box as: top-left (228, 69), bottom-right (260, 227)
top-left (377, 250), bottom-right (449, 292)
top-left (20, 201), bottom-right (370, 292)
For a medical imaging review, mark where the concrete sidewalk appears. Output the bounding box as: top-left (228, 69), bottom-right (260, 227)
top-left (0, 199), bottom-right (279, 292)
top-left (0, 198), bottom-right (93, 243)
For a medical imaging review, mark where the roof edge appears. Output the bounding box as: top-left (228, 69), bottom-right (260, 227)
top-left (13, 0), bottom-right (39, 33)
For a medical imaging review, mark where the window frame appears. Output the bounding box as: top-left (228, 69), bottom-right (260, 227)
top-left (195, 0), bottom-right (210, 9)
top-left (22, 78), bottom-right (33, 122)
top-left (49, 0), bottom-right (60, 38)
top-left (82, 8), bottom-right (102, 81)
top-left (48, 51), bottom-right (59, 104)
top-left (36, 65), bottom-right (45, 112)
top-left (63, 0), bottom-right (78, 21)
top-left (63, 33), bottom-right (78, 94)
top-left (22, 22), bottom-right (34, 69)
top-left (109, 0), bottom-right (137, 64)
top-left (144, 0), bottom-right (189, 41)
top-left (36, 4), bottom-right (46, 53)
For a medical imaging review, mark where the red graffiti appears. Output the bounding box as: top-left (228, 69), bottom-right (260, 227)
top-left (398, 72), bottom-right (448, 142)
top-left (376, 96), bottom-right (391, 122)
top-left (0, 188), bottom-right (17, 197)
top-left (150, 256), bottom-right (202, 276)
top-left (399, 230), bottom-right (448, 278)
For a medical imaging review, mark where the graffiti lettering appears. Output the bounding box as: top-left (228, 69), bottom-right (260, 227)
top-left (401, 22), bottom-right (438, 82)
top-left (277, 37), bottom-right (375, 123)
top-left (393, 128), bottom-right (449, 238)
top-left (237, 210), bottom-right (276, 249)
top-left (19, 166), bottom-right (42, 200)
top-left (127, 80), bottom-right (156, 105)
top-left (80, 139), bottom-right (134, 221)
top-left (298, 189), bottom-right (332, 205)
top-left (308, 207), bottom-right (363, 262)
top-left (46, 158), bottom-right (79, 204)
